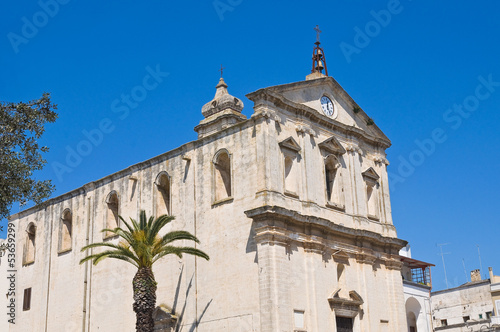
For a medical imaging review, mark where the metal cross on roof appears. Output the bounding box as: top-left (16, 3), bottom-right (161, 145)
top-left (314, 25), bottom-right (322, 43)
top-left (219, 64), bottom-right (225, 78)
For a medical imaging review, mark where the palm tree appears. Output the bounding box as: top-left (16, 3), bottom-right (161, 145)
top-left (80, 210), bottom-right (209, 332)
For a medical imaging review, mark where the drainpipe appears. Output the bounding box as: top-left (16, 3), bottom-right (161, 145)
top-left (82, 191), bottom-right (93, 332)
top-left (44, 205), bottom-right (54, 332)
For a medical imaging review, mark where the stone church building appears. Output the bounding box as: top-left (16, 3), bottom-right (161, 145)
top-left (10, 41), bottom-right (410, 331)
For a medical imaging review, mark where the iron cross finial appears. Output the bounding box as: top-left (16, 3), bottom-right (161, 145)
top-left (314, 25), bottom-right (322, 43)
top-left (219, 64), bottom-right (225, 78)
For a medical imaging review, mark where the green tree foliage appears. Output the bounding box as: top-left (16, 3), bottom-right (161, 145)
top-left (80, 211), bottom-right (209, 332)
top-left (0, 93), bottom-right (57, 219)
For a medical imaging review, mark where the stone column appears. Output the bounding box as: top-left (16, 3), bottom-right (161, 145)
top-left (256, 234), bottom-right (292, 332)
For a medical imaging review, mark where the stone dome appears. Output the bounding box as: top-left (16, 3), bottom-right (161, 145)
top-left (201, 78), bottom-right (244, 118)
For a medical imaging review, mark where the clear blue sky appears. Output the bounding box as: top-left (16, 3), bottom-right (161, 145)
top-left (2, 1), bottom-right (499, 291)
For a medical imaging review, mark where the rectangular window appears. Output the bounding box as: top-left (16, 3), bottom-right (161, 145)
top-left (486, 311), bottom-right (493, 319)
top-left (479, 314), bottom-right (483, 319)
top-left (294, 310), bottom-right (305, 330)
top-left (441, 319), bottom-right (448, 326)
top-left (463, 316), bottom-right (470, 322)
top-left (23, 288), bottom-right (31, 311)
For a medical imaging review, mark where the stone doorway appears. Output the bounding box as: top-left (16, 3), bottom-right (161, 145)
top-left (336, 316), bottom-right (353, 332)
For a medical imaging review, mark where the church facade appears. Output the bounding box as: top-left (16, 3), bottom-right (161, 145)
top-left (10, 60), bottom-right (409, 331)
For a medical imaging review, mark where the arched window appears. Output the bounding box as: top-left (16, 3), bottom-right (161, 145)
top-left (155, 172), bottom-right (171, 216)
top-left (366, 185), bottom-right (378, 217)
top-left (213, 150), bottom-right (232, 202)
top-left (105, 191), bottom-right (119, 238)
top-left (24, 223), bottom-right (36, 265)
top-left (362, 168), bottom-right (380, 220)
top-left (59, 209), bottom-right (72, 253)
top-left (279, 137), bottom-right (301, 198)
top-left (324, 155), bottom-right (344, 208)
top-left (284, 156), bottom-right (297, 194)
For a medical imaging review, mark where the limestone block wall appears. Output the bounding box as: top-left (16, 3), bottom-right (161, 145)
top-left (9, 76), bottom-right (408, 332)
top-left (249, 89), bottom-right (396, 239)
top-left (432, 281), bottom-right (494, 330)
top-left (10, 117), bottom-right (263, 331)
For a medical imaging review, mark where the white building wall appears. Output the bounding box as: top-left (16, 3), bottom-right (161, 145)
top-left (404, 282), bottom-right (433, 332)
top-left (432, 281), bottom-right (494, 331)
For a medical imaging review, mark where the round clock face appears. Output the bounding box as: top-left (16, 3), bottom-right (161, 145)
top-left (321, 96), bottom-right (334, 117)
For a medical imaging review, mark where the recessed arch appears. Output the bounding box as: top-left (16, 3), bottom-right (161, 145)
top-left (324, 154), bottom-right (344, 208)
top-left (155, 171), bottom-right (171, 216)
top-left (213, 149), bottom-right (232, 202)
top-left (59, 208), bottom-right (72, 253)
top-left (105, 190), bottom-right (119, 238)
top-left (362, 168), bottom-right (380, 220)
top-left (406, 297), bottom-right (422, 332)
top-left (24, 222), bottom-right (36, 265)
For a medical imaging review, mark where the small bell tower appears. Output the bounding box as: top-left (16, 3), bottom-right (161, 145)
top-left (307, 25), bottom-right (328, 80)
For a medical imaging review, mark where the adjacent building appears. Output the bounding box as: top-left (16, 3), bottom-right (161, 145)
top-left (400, 244), bottom-right (434, 332)
top-left (431, 269), bottom-right (500, 332)
top-left (489, 267), bottom-right (500, 327)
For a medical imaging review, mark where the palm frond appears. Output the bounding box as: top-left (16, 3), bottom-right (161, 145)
top-left (80, 210), bottom-right (209, 269)
top-left (139, 210), bottom-right (147, 230)
top-left (83, 250), bottom-right (139, 267)
top-left (152, 246), bottom-right (209, 264)
top-left (118, 215), bottom-right (135, 234)
top-left (80, 242), bottom-right (140, 266)
top-left (148, 215), bottom-right (174, 243)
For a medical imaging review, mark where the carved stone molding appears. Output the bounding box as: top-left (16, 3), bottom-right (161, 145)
top-left (295, 124), bottom-right (316, 137)
top-left (319, 136), bottom-right (346, 155)
top-left (246, 205), bottom-right (407, 265)
top-left (328, 290), bottom-right (364, 318)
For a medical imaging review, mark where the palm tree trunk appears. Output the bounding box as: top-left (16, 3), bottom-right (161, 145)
top-left (133, 267), bottom-right (157, 332)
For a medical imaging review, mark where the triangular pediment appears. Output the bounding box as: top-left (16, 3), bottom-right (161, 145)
top-left (246, 77), bottom-right (392, 149)
top-left (329, 288), bottom-right (341, 299)
top-left (279, 136), bottom-right (301, 152)
top-left (362, 167), bottom-right (379, 181)
top-left (332, 249), bottom-right (350, 263)
top-left (349, 291), bottom-right (364, 304)
top-left (319, 136), bottom-right (346, 155)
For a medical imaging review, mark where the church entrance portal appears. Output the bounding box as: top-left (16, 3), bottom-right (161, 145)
top-left (336, 316), bottom-right (353, 332)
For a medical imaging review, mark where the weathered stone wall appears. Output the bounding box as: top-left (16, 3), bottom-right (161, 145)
top-left (432, 280), bottom-right (494, 331)
top-left (10, 75), bottom-right (407, 331)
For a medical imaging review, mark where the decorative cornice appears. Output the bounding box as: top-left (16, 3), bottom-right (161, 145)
top-left (246, 205), bottom-right (405, 247)
top-left (296, 124), bottom-right (316, 136)
top-left (246, 80), bottom-right (391, 149)
top-left (246, 205), bottom-right (406, 270)
top-left (345, 143), bottom-right (363, 155)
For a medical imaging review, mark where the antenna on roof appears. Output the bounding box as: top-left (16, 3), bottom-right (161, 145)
top-left (477, 244), bottom-right (484, 279)
top-left (462, 258), bottom-right (468, 283)
top-left (437, 243), bottom-right (451, 289)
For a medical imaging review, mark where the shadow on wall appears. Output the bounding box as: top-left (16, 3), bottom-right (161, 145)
top-left (154, 265), bottom-right (213, 332)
